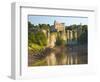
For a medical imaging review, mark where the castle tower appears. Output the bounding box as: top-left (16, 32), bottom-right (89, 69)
top-left (54, 20), bottom-right (65, 32)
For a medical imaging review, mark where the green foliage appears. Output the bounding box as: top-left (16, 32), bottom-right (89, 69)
top-left (31, 59), bottom-right (47, 66)
top-left (65, 24), bottom-right (88, 45)
top-left (78, 31), bottom-right (87, 44)
top-left (28, 31), bottom-right (47, 54)
top-left (35, 31), bottom-right (47, 46)
top-left (28, 21), bottom-right (34, 31)
top-left (28, 43), bottom-right (44, 54)
top-left (28, 21), bottom-right (49, 55)
top-left (56, 32), bottom-right (65, 46)
top-left (28, 33), bottom-right (45, 54)
top-left (56, 38), bottom-right (65, 46)
top-left (28, 32), bottom-right (35, 43)
top-left (28, 21), bottom-right (50, 32)
top-left (39, 24), bottom-right (50, 30)
top-left (78, 25), bottom-right (88, 44)
top-left (82, 25), bottom-right (88, 33)
top-left (28, 31), bottom-right (47, 46)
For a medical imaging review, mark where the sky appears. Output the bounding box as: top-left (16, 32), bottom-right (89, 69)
top-left (28, 15), bottom-right (88, 26)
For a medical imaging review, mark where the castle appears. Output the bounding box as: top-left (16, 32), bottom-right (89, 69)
top-left (50, 21), bottom-right (81, 45)
top-left (50, 21), bottom-right (65, 32)
top-left (43, 21), bottom-right (82, 47)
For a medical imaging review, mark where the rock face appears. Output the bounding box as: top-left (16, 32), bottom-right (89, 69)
top-left (48, 21), bottom-right (80, 46)
top-left (47, 33), bottom-right (57, 48)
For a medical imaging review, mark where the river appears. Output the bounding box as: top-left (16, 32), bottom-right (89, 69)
top-left (28, 44), bottom-right (87, 66)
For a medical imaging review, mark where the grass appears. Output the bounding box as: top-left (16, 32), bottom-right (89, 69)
top-left (31, 59), bottom-right (47, 66)
top-left (28, 43), bottom-right (44, 55)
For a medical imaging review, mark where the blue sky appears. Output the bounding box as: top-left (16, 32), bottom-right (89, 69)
top-left (28, 15), bottom-right (88, 26)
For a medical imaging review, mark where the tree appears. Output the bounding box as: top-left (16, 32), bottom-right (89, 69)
top-left (35, 31), bottom-right (47, 46)
top-left (28, 32), bottom-right (36, 46)
top-left (77, 25), bottom-right (88, 44)
top-left (28, 21), bottom-right (34, 32)
top-left (55, 32), bottom-right (65, 46)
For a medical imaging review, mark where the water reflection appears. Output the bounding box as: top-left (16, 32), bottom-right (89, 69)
top-left (29, 45), bottom-right (87, 66)
top-left (28, 45), bottom-right (87, 66)
top-left (45, 49), bottom-right (79, 65)
top-left (46, 52), bottom-right (56, 65)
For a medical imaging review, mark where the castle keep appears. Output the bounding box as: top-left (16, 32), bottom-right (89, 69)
top-left (51, 21), bottom-right (65, 32)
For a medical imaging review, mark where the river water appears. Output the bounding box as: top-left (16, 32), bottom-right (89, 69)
top-left (28, 45), bottom-right (87, 66)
